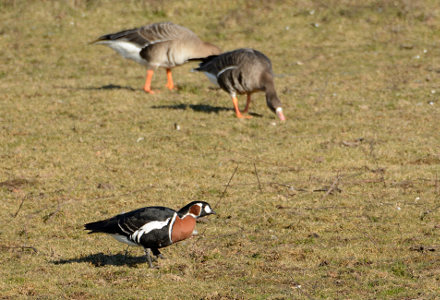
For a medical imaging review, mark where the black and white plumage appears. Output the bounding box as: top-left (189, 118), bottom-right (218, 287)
top-left (91, 22), bottom-right (221, 94)
top-left (192, 48), bottom-right (286, 120)
top-left (84, 201), bottom-right (215, 268)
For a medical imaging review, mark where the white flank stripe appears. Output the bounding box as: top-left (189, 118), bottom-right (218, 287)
top-left (217, 66), bottom-right (238, 78)
top-left (168, 213), bottom-right (178, 243)
top-left (131, 218), bottom-right (170, 243)
top-left (145, 39), bottom-right (171, 46)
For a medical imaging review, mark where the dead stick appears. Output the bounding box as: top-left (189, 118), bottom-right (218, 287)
top-left (253, 162), bottom-right (263, 193)
top-left (0, 245), bottom-right (38, 253)
top-left (43, 203), bottom-right (61, 223)
top-left (322, 172), bottom-right (340, 199)
top-left (315, 75), bottom-right (329, 105)
top-left (21, 245), bottom-right (38, 253)
top-left (13, 196), bottom-right (26, 218)
top-left (436, 173), bottom-right (439, 195)
top-left (220, 165), bottom-right (238, 199)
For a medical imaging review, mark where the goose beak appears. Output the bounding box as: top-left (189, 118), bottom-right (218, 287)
top-left (276, 107), bottom-right (286, 121)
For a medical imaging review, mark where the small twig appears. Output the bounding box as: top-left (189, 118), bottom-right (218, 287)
top-left (381, 174), bottom-right (386, 187)
top-left (436, 173), bottom-right (439, 195)
top-left (43, 202), bottom-right (61, 223)
top-left (341, 137), bottom-right (364, 148)
top-left (220, 165), bottom-right (238, 199)
top-left (253, 162), bottom-right (263, 193)
top-left (290, 275), bottom-right (313, 300)
top-left (0, 245), bottom-right (38, 253)
top-left (194, 228), bottom-right (208, 242)
top-left (368, 140), bottom-right (376, 158)
top-left (322, 172), bottom-right (341, 199)
top-left (420, 204), bottom-right (440, 221)
top-left (13, 196), bottom-right (27, 218)
top-left (314, 75), bottom-right (329, 105)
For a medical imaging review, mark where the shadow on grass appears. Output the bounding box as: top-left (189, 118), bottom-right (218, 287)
top-left (57, 84), bottom-right (138, 91)
top-left (151, 103), bottom-right (263, 117)
top-left (52, 252), bottom-right (148, 267)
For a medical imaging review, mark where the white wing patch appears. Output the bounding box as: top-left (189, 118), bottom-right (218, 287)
top-left (130, 218), bottom-right (171, 243)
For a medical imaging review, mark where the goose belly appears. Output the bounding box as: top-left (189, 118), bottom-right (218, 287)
top-left (164, 48), bottom-right (188, 68)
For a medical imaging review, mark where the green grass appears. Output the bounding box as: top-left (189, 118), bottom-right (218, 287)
top-left (1, 0), bottom-right (440, 298)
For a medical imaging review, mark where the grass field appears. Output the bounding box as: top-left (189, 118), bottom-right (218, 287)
top-left (1, 0), bottom-right (440, 298)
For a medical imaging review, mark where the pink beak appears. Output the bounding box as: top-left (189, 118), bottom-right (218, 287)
top-left (276, 108), bottom-right (286, 121)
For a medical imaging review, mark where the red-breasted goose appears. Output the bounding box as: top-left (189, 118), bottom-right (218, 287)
top-left (84, 201), bottom-right (215, 268)
top-left (192, 48), bottom-right (285, 120)
top-left (91, 22), bottom-right (221, 94)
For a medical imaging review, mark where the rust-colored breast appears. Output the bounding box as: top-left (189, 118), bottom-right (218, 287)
top-left (171, 216), bottom-right (196, 243)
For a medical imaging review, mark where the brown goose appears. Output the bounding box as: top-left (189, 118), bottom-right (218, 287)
top-left (91, 22), bottom-right (221, 94)
top-left (192, 48), bottom-right (285, 120)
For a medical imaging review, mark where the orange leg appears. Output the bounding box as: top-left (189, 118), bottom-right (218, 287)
top-left (165, 68), bottom-right (176, 90)
top-left (242, 93), bottom-right (251, 113)
top-left (232, 95), bottom-right (252, 119)
top-left (143, 70), bottom-right (156, 94)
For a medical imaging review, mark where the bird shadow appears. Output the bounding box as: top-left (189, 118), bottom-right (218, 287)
top-left (151, 103), bottom-right (263, 117)
top-left (51, 252), bottom-right (148, 267)
top-left (56, 84), bottom-right (138, 92)
top-left (55, 85), bottom-right (264, 117)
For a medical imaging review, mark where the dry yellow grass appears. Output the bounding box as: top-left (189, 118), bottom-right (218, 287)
top-left (1, 0), bottom-right (439, 298)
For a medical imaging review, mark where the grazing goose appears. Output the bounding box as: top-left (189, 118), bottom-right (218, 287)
top-left (84, 201), bottom-right (215, 268)
top-left (192, 48), bottom-right (286, 120)
top-left (91, 22), bottom-right (221, 94)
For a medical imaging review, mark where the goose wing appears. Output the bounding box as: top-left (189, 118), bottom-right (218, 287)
top-left (92, 22), bottom-right (197, 48)
top-left (193, 49), bottom-right (262, 77)
top-left (84, 206), bottom-right (176, 236)
top-left (138, 22), bottom-right (198, 47)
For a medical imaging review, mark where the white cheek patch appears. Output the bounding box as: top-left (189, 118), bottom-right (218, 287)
top-left (204, 206), bottom-right (212, 214)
